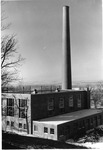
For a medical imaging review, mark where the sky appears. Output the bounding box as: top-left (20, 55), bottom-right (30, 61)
top-left (2, 0), bottom-right (103, 85)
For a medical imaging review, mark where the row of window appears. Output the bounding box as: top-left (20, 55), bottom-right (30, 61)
top-left (6, 121), bottom-right (27, 129)
top-left (34, 125), bottom-right (54, 134)
top-left (48, 94), bottom-right (81, 110)
top-left (4, 95), bottom-right (81, 117)
top-left (44, 127), bottom-right (54, 134)
top-left (59, 115), bottom-right (102, 137)
top-left (6, 98), bottom-right (27, 118)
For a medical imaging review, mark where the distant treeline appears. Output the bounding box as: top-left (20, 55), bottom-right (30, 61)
top-left (2, 84), bottom-right (62, 94)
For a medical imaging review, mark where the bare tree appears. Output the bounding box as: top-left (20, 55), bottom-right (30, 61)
top-left (1, 1), bottom-right (24, 87)
top-left (90, 82), bottom-right (103, 108)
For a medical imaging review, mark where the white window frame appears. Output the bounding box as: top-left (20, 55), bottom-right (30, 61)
top-left (77, 94), bottom-right (81, 108)
top-left (69, 95), bottom-right (73, 107)
top-left (48, 98), bottom-right (54, 110)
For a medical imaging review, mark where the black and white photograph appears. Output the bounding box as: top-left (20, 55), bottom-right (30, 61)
top-left (1, 0), bottom-right (103, 149)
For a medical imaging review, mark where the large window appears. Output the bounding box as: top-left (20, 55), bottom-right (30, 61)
top-left (59, 98), bottom-right (64, 108)
top-left (48, 98), bottom-right (54, 110)
top-left (19, 99), bottom-right (27, 118)
top-left (77, 94), bottom-right (81, 108)
top-left (69, 96), bottom-right (73, 107)
top-left (7, 98), bottom-right (14, 116)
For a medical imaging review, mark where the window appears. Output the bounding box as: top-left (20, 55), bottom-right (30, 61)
top-left (19, 123), bottom-right (22, 128)
top-left (11, 121), bottom-right (14, 127)
top-left (34, 125), bottom-right (38, 131)
top-left (50, 128), bottom-right (54, 134)
top-left (59, 98), bottom-right (64, 108)
top-left (24, 124), bottom-right (27, 129)
top-left (69, 96), bottom-right (73, 107)
top-left (44, 127), bottom-right (48, 133)
top-left (48, 98), bottom-right (54, 110)
top-left (7, 98), bottom-right (14, 116)
top-left (77, 94), bottom-right (81, 108)
top-left (19, 99), bottom-right (27, 118)
top-left (7, 121), bottom-right (9, 126)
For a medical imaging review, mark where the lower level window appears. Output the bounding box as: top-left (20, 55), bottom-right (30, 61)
top-left (50, 128), bottom-right (54, 134)
top-left (24, 124), bottom-right (27, 129)
top-left (34, 125), bottom-right (38, 131)
top-left (19, 123), bottom-right (22, 128)
top-left (7, 121), bottom-right (9, 126)
top-left (11, 121), bottom-right (14, 127)
top-left (44, 127), bottom-right (48, 133)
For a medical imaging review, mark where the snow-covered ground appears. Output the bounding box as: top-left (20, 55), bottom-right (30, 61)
top-left (67, 142), bottom-right (103, 149)
top-left (66, 125), bottom-right (103, 149)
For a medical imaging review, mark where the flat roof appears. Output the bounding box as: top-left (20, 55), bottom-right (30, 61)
top-left (38, 109), bottom-right (102, 125)
top-left (31, 89), bottom-right (85, 95)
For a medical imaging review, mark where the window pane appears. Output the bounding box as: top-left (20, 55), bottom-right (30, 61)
top-left (7, 99), bottom-right (14, 106)
top-left (69, 96), bottom-right (73, 107)
top-left (7, 121), bottom-right (9, 125)
top-left (19, 123), bottom-right (22, 128)
top-left (11, 121), bottom-right (14, 127)
top-left (44, 127), bottom-right (48, 133)
top-left (50, 128), bottom-right (54, 134)
top-left (77, 94), bottom-right (81, 108)
top-left (19, 109), bottom-right (26, 118)
top-left (24, 124), bottom-right (27, 129)
top-left (48, 98), bottom-right (54, 110)
top-left (19, 99), bottom-right (27, 107)
top-left (7, 107), bottom-right (14, 116)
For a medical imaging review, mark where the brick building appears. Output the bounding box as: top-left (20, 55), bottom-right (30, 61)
top-left (2, 89), bottom-right (103, 141)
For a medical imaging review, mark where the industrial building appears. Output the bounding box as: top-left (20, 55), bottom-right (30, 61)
top-left (2, 6), bottom-right (103, 141)
top-left (2, 90), bottom-right (103, 140)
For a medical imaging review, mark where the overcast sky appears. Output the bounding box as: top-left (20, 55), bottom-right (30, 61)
top-left (2, 0), bottom-right (103, 85)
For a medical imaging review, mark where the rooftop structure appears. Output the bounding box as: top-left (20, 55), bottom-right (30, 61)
top-left (39, 109), bottom-right (102, 125)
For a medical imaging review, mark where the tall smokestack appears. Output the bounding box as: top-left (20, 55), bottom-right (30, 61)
top-left (62, 6), bottom-right (72, 89)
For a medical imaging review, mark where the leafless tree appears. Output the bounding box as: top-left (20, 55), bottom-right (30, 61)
top-left (90, 82), bottom-right (103, 108)
top-left (1, 1), bottom-right (24, 87)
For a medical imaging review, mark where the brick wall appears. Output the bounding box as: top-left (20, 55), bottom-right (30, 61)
top-left (31, 90), bottom-right (89, 130)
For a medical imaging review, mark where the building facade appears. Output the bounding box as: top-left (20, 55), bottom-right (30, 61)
top-left (2, 93), bottom-right (31, 134)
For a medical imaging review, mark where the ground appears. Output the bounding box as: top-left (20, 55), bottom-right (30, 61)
top-left (2, 125), bottom-right (103, 149)
top-left (66, 125), bottom-right (103, 149)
